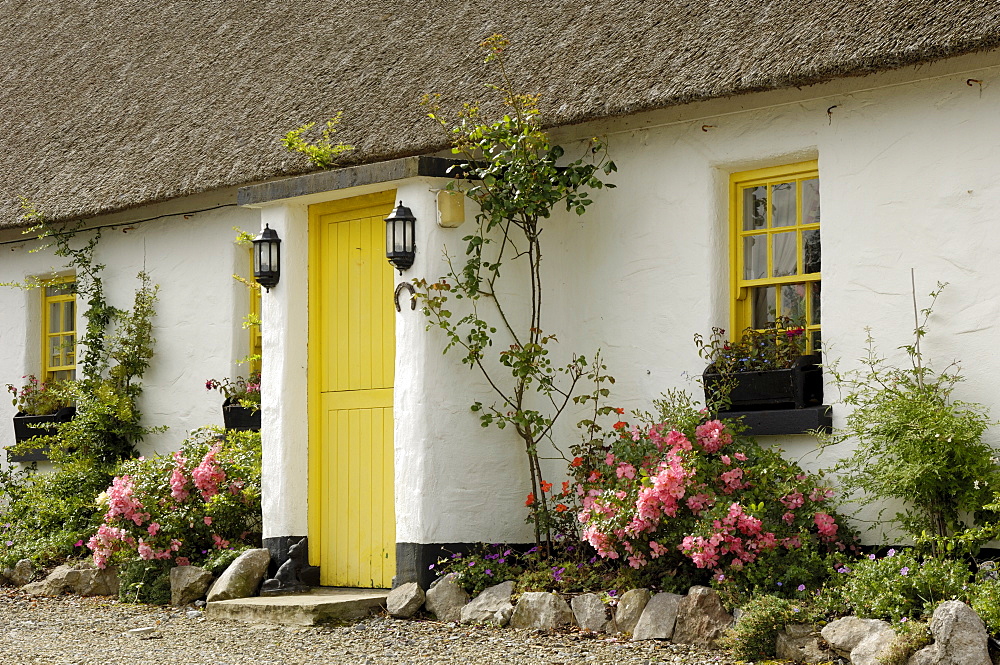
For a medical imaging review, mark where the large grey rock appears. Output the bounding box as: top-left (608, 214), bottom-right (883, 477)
top-left (461, 581), bottom-right (514, 624)
top-left (424, 573), bottom-right (468, 623)
top-left (206, 548), bottom-right (270, 602)
top-left (509, 592), bottom-right (575, 629)
top-left (672, 586), bottom-right (733, 648)
top-left (907, 601), bottom-right (991, 665)
top-left (822, 616), bottom-right (891, 657)
top-left (73, 563), bottom-right (119, 597)
top-left (387, 582), bottom-right (425, 618)
top-left (171, 566), bottom-right (213, 606)
top-left (608, 588), bottom-right (652, 634)
top-left (2, 559), bottom-right (33, 586)
top-left (776, 624), bottom-right (830, 664)
top-left (571, 593), bottom-right (609, 632)
top-left (633, 592), bottom-right (683, 641)
top-left (850, 623), bottom-right (898, 665)
top-left (22, 564), bottom-right (78, 597)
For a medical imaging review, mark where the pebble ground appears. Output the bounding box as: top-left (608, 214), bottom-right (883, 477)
top-left (0, 589), bottom-right (743, 665)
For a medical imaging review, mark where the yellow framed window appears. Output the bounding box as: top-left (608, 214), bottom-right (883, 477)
top-left (731, 161), bottom-right (821, 351)
top-left (247, 249), bottom-right (262, 375)
top-left (42, 278), bottom-right (76, 382)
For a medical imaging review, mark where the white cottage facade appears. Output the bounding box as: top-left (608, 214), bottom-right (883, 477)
top-left (3, 2), bottom-right (1000, 588)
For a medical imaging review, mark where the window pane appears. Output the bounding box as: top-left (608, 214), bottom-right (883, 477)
top-left (781, 283), bottom-right (806, 324)
top-left (63, 335), bottom-right (75, 366)
top-left (743, 186), bottom-right (767, 230)
top-left (772, 232), bottom-right (797, 277)
top-left (811, 330), bottom-right (822, 352)
top-left (771, 182), bottom-right (796, 227)
top-left (811, 281), bottom-right (821, 323)
top-left (62, 301), bottom-right (75, 332)
top-left (751, 286), bottom-right (776, 328)
top-left (49, 302), bottom-right (61, 333)
top-left (50, 337), bottom-right (61, 367)
top-left (744, 235), bottom-right (767, 280)
top-left (803, 229), bottom-right (821, 274)
top-left (802, 178), bottom-right (820, 225)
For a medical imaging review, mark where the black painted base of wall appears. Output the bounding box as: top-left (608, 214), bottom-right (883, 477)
top-left (395, 542), bottom-right (536, 589)
top-left (720, 405), bottom-right (832, 436)
top-left (262, 535), bottom-right (320, 586)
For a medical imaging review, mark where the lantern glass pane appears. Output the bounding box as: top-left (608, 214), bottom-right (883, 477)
top-left (258, 244), bottom-right (270, 272)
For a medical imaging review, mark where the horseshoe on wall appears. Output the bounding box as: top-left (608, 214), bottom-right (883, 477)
top-left (394, 282), bottom-right (416, 312)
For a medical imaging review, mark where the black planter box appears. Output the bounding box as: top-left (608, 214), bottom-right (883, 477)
top-left (703, 354), bottom-right (823, 411)
top-left (223, 398), bottom-right (261, 432)
top-left (9, 406), bottom-right (76, 462)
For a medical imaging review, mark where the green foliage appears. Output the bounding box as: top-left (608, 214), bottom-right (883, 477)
top-left (719, 595), bottom-right (796, 661)
top-left (694, 316), bottom-right (808, 374)
top-left (841, 549), bottom-right (971, 622)
top-left (118, 559), bottom-right (172, 605)
top-left (6, 375), bottom-right (71, 416)
top-left (281, 112), bottom-right (354, 169)
top-left (415, 34), bottom-right (616, 549)
top-left (824, 284), bottom-right (1000, 545)
top-left (200, 544), bottom-right (253, 577)
top-left (205, 372), bottom-right (261, 408)
top-left (0, 457), bottom-right (112, 568)
top-left (971, 570), bottom-right (1000, 635)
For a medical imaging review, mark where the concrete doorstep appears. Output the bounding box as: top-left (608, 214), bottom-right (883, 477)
top-left (206, 588), bottom-right (389, 626)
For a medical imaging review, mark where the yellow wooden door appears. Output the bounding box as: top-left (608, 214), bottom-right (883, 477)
top-left (308, 191), bottom-right (396, 588)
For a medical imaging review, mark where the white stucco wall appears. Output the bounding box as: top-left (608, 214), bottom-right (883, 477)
top-left (0, 191), bottom-right (262, 462)
top-left (391, 49), bottom-right (1000, 546)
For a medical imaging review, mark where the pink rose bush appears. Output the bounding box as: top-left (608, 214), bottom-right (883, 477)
top-left (88, 428), bottom-right (261, 570)
top-left (573, 396), bottom-right (856, 596)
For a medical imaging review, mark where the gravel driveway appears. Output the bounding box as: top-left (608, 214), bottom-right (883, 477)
top-left (0, 589), bottom-right (738, 665)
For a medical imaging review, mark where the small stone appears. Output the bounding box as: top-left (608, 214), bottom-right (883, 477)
top-left (8, 559), bottom-right (33, 586)
top-left (571, 593), bottom-right (608, 632)
top-left (775, 623), bottom-right (829, 663)
top-left (509, 592), bottom-right (575, 630)
top-left (424, 574), bottom-right (468, 623)
top-left (126, 627), bottom-right (157, 637)
top-left (461, 581), bottom-right (514, 624)
top-left (171, 566), bottom-right (213, 606)
top-left (185, 610), bottom-right (201, 619)
top-left (671, 586), bottom-right (732, 648)
top-left (386, 582), bottom-right (425, 619)
top-left (608, 589), bottom-right (651, 635)
top-left (206, 549), bottom-right (270, 602)
top-left (632, 592), bottom-right (682, 641)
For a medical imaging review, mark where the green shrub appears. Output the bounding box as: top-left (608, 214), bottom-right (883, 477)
top-left (971, 571), bottom-right (1000, 635)
top-left (118, 559), bottom-right (172, 605)
top-left (720, 595), bottom-right (795, 660)
top-left (842, 550), bottom-right (971, 621)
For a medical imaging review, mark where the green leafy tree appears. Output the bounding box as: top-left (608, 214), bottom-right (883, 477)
top-left (415, 35), bottom-right (617, 549)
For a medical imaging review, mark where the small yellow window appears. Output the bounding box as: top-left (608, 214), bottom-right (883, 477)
top-left (731, 161), bottom-right (821, 351)
top-left (247, 249), bottom-right (262, 375)
top-left (42, 277), bottom-right (76, 382)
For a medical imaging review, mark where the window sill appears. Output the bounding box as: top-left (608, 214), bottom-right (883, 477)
top-left (718, 405), bottom-right (832, 436)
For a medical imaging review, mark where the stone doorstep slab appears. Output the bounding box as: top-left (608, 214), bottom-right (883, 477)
top-left (206, 588), bottom-right (389, 626)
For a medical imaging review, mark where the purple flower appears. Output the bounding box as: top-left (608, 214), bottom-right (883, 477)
top-left (498, 558), bottom-right (506, 564)
top-left (428, 564), bottom-right (435, 570)
top-left (837, 566), bottom-right (850, 573)
top-left (552, 566), bottom-right (565, 582)
top-left (887, 548), bottom-right (896, 557)
top-left (777, 582), bottom-right (783, 587)
top-left (797, 584), bottom-right (805, 591)
top-left (485, 569), bottom-right (492, 576)
top-left (869, 553), bottom-right (876, 560)
top-left (468, 561), bottom-right (475, 567)
top-left (900, 567), bottom-right (909, 576)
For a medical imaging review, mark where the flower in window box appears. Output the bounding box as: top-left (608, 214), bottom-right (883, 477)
top-left (6, 374), bottom-right (72, 416)
top-left (205, 371), bottom-right (261, 409)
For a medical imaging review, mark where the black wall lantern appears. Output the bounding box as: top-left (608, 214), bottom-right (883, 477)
top-left (253, 224), bottom-right (282, 291)
top-left (385, 202), bottom-right (416, 272)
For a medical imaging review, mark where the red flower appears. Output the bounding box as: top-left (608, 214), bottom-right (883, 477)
top-left (614, 407), bottom-right (625, 415)
top-left (525, 493), bottom-right (535, 507)
top-left (555, 504), bottom-right (568, 513)
top-left (613, 421), bottom-right (628, 430)
top-left (571, 457), bottom-right (583, 467)
top-left (561, 481), bottom-right (570, 494)
top-left (540, 480), bottom-right (553, 493)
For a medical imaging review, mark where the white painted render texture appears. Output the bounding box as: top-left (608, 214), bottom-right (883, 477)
top-left (2, 49), bottom-right (1000, 552)
top-left (0, 194), bottom-right (260, 460)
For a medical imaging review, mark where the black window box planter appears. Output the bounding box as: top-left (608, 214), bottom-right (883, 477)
top-left (9, 406), bottom-right (76, 462)
top-left (703, 353), bottom-right (823, 411)
top-left (718, 405), bottom-right (832, 436)
top-left (704, 354), bottom-right (829, 435)
top-left (223, 398), bottom-right (261, 432)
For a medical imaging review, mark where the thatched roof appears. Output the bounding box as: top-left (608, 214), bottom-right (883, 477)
top-left (3, 0), bottom-right (1000, 227)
